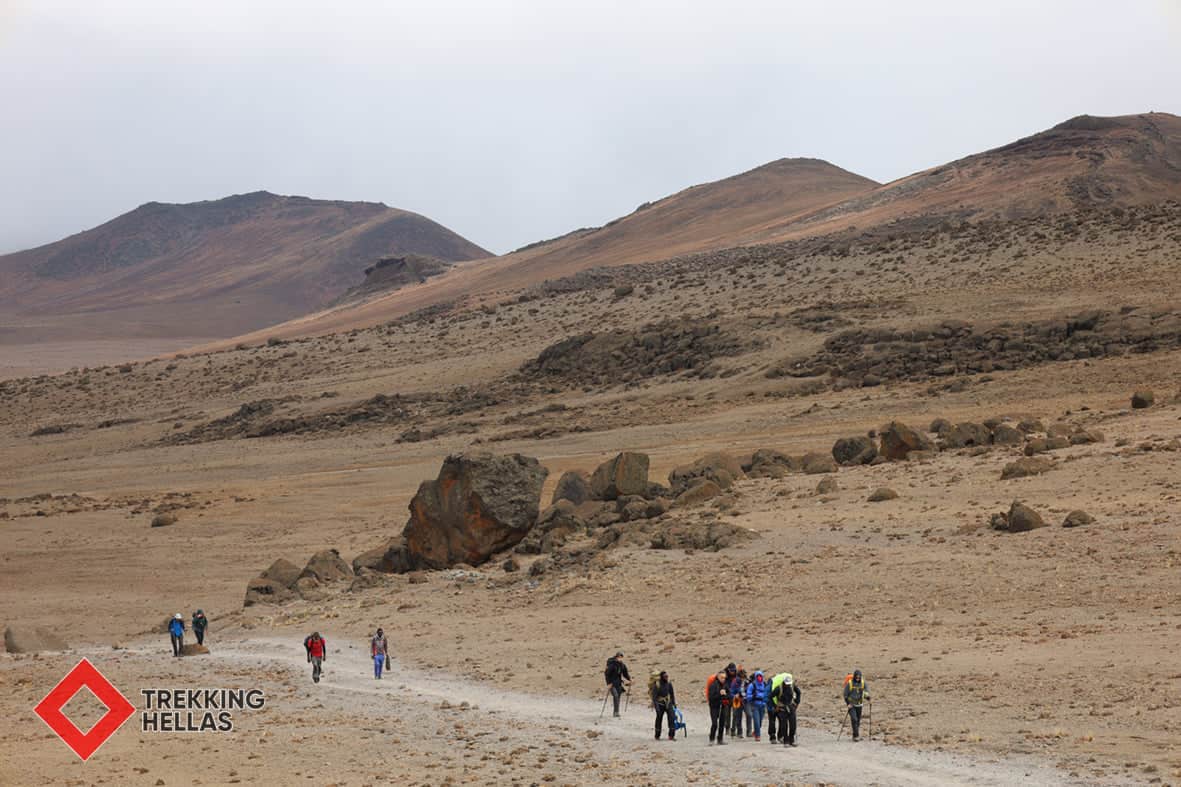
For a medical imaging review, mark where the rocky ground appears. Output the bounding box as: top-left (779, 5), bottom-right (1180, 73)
top-left (2, 206), bottom-right (1181, 785)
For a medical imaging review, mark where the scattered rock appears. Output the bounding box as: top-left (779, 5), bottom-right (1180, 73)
top-left (990, 500), bottom-right (1047, 533)
top-left (991, 423), bottom-right (1024, 445)
top-left (1069, 428), bottom-right (1104, 445)
top-left (802, 451), bottom-right (838, 474)
top-left (929, 418), bottom-right (953, 435)
top-left (674, 480), bottom-right (723, 507)
top-left (815, 477), bottom-right (839, 495)
top-left (1001, 457), bottom-right (1055, 480)
top-left (150, 513), bottom-right (178, 528)
top-left (352, 539), bottom-right (410, 574)
top-left (402, 452), bottom-right (548, 569)
top-left (1062, 510), bottom-right (1095, 528)
top-left (1024, 436), bottom-right (1071, 455)
top-left (4, 626), bottom-right (69, 653)
top-left (179, 643), bottom-right (210, 656)
top-left (746, 448), bottom-right (799, 477)
top-left (832, 436), bottom-right (877, 466)
top-left (259, 558), bottom-right (302, 588)
top-left (590, 452), bottom-right (650, 500)
top-left (1131, 389), bottom-right (1155, 409)
top-left (1017, 418), bottom-right (1046, 434)
top-left (940, 422), bottom-right (991, 449)
top-left (244, 577), bottom-right (296, 606)
top-left (551, 470), bottom-right (592, 506)
top-left (867, 487), bottom-right (898, 502)
top-left (668, 452), bottom-right (746, 494)
top-left (502, 556), bottom-right (520, 572)
top-left (878, 421), bottom-right (933, 461)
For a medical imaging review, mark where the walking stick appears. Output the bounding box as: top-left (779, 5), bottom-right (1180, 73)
top-left (867, 700), bottom-right (873, 740)
top-left (837, 706), bottom-right (850, 740)
top-left (597, 688), bottom-right (610, 723)
top-left (624, 685), bottom-right (631, 714)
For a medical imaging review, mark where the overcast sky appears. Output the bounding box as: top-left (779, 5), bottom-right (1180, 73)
top-left (2, 0), bottom-right (1179, 255)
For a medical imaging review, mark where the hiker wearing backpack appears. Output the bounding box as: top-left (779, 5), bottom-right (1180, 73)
top-left (766, 672), bottom-right (789, 743)
top-left (604, 652), bottom-right (631, 718)
top-left (304, 632), bottom-right (326, 683)
top-left (371, 628), bottom-right (389, 679)
top-left (191, 609), bottom-right (208, 646)
top-left (745, 670), bottom-right (770, 741)
top-left (771, 673), bottom-right (801, 746)
top-left (168, 613), bottom-right (185, 657)
top-left (844, 669), bottom-right (871, 741)
top-left (650, 671), bottom-right (677, 740)
top-left (728, 666), bottom-right (748, 738)
top-left (706, 670), bottom-right (731, 744)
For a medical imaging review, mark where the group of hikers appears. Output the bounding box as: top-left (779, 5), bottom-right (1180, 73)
top-left (300, 628), bottom-right (389, 683)
top-left (166, 609), bottom-right (208, 656)
top-left (606, 652), bottom-right (872, 745)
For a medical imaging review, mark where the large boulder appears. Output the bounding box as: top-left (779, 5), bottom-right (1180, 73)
top-left (4, 626), bottom-right (69, 653)
top-left (244, 576), bottom-right (296, 606)
top-left (551, 470), bottom-right (592, 506)
top-left (590, 452), bottom-right (650, 500)
top-left (878, 421), bottom-right (933, 461)
top-left (668, 452), bottom-right (746, 495)
top-left (991, 423), bottom-right (1024, 446)
top-left (832, 436), bottom-right (877, 466)
top-left (1001, 457), bottom-right (1055, 480)
top-left (1024, 436), bottom-right (1071, 455)
top-left (402, 452), bottom-right (548, 569)
top-left (867, 487), bottom-right (898, 502)
top-left (747, 449), bottom-right (798, 478)
top-left (260, 558), bottom-right (302, 588)
top-left (299, 549), bottom-right (353, 583)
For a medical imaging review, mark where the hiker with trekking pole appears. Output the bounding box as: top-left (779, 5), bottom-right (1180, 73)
top-left (770, 672), bottom-right (801, 746)
top-left (842, 669), bottom-right (871, 741)
top-left (650, 671), bottom-right (677, 740)
top-left (706, 669), bottom-right (732, 745)
top-left (745, 670), bottom-right (770, 741)
top-left (603, 651), bottom-right (631, 718)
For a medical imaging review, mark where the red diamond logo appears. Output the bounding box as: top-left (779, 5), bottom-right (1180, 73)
top-left (34, 658), bottom-right (136, 761)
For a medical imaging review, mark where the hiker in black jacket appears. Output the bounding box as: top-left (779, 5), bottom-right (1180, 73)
top-left (651, 671), bottom-right (677, 740)
top-left (771, 674), bottom-right (802, 746)
top-left (604, 652), bottom-right (631, 718)
top-left (707, 671), bottom-right (731, 745)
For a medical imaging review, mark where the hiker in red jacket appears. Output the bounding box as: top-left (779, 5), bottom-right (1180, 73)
top-left (304, 632), bottom-right (326, 683)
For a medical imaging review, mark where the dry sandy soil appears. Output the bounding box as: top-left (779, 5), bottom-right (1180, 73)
top-left (2, 204), bottom-right (1181, 785)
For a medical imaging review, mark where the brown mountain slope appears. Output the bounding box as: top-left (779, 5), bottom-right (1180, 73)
top-left (0, 191), bottom-right (489, 338)
top-left (755, 111), bottom-right (1181, 241)
top-left (248, 112), bottom-right (1181, 345)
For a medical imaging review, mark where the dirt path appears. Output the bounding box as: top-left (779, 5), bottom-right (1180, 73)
top-left (214, 637), bottom-right (1091, 786)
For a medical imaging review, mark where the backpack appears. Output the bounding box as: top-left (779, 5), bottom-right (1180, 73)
top-left (704, 673), bottom-right (717, 700)
top-left (605, 658), bottom-right (621, 684)
top-left (647, 671), bottom-right (660, 700)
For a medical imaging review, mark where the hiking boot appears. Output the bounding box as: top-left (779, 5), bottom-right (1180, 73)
top-left (717, 740), bottom-right (727, 745)
top-left (754, 735), bottom-right (761, 741)
top-left (667, 734), bottom-right (675, 741)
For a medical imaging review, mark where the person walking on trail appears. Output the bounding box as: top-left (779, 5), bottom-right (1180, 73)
top-left (707, 670), bottom-right (731, 745)
top-left (771, 673), bottom-right (801, 746)
top-left (766, 672), bottom-right (789, 743)
top-left (728, 666), bottom-right (748, 738)
top-left (604, 651), bottom-right (631, 718)
top-left (168, 613), bottom-right (185, 657)
top-left (371, 628), bottom-right (390, 679)
top-left (651, 671), bottom-right (677, 740)
top-left (844, 669), bottom-right (871, 741)
top-left (191, 609), bottom-right (208, 646)
top-left (745, 670), bottom-right (770, 741)
top-left (304, 632), bottom-right (326, 683)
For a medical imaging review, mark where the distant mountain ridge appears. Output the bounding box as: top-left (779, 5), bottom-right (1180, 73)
top-left (0, 191), bottom-right (489, 336)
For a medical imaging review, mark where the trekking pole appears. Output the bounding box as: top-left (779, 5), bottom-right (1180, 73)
top-left (868, 700), bottom-right (873, 740)
top-left (597, 689), bottom-right (610, 723)
top-left (623, 686), bottom-right (631, 714)
top-left (837, 707), bottom-right (850, 740)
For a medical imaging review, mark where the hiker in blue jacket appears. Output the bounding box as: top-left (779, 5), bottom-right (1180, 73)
top-left (168, 613), bottom-right (185, 657)
top-left (745, 670), bottom-right (770, 741)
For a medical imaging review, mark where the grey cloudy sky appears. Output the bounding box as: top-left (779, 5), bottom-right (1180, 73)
top-left (2, 0), bottom-right (1179, 255)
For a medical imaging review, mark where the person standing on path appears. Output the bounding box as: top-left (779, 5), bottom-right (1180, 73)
top-left (168, 613), bottom-right (185, 657)
top-left (844, 669), bottom-right (871, 741)
top-left (771, 673), bottom-right (801, 746)
top-left (745, 670), bottom-right (770, 741)
top-left (371, 628), bottom-right (389, 679)
top-left (304, 632), bottom-right (326, 683)
top-left (707, 670), bottom-right (731, 745)
top-left (191, 609), bottom-right (208, 646)
top-left (728, 666), bottom-right (748, 738)
top-left (604, 651), bottom-right (631, 718)
top-left (767, 672), bottom-right (789, 743)
top-left (651, 671), bottom-right (677, 740)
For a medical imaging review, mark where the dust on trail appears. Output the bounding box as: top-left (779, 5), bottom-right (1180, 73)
top-left (217, 637), bottom-right (1090, 786)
